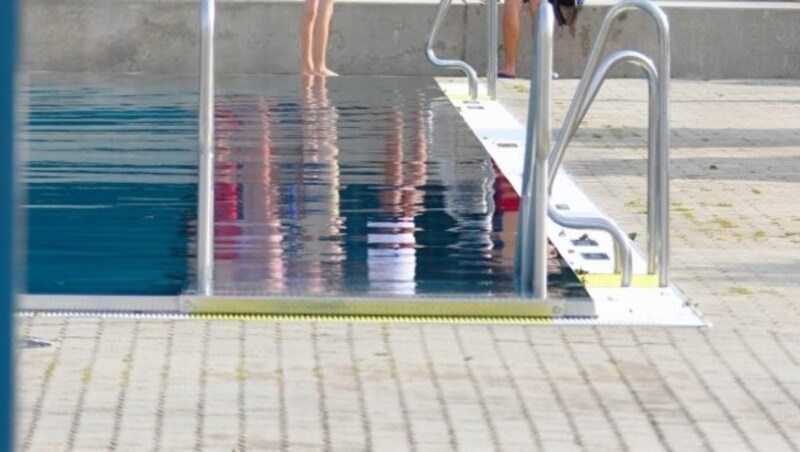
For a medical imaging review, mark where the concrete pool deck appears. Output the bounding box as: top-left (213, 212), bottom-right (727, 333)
top-left (22, 0), bottom-right (800, 79)
top-left (16, 77), bottom-right (800, 450)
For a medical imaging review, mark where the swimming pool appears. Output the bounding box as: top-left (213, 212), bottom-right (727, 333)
top-left (24, 73), bottom-right (587, 302)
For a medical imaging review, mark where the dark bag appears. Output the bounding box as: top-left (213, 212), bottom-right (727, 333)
top-left (549, 0), bottom-right (583, 26)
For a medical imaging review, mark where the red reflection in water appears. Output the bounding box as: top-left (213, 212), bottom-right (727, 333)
top-left (213, 94), bottom-right (288, 293)
top-left (491, 163), bottom-right (560, 274)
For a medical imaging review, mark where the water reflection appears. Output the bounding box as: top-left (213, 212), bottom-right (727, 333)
top-left (213, 76), bottom-right (343, 294)
top-left (367, 98), bottom-right (429, 296)
top-left (294, 75), bottom-right (343, 294)
top-left (25, 74), bottom-right (587, 298)
top-left (214, 92), bottom-right (287, 293)
top-left (492, 163), bottom-right (519, 271)
top-left (210, 77), bottom-right (522, 297)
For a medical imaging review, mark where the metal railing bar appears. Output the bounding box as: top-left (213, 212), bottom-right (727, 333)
top-left (514, 1), bottom-right (554, 299)
top-left (548, 50), bottom-right (658, 158)
top-left (198, 0), bottom-right (215, 296)
top-left (548, 0), bottom-right (668, 192)
top-left (552, 50), bottom-right (656, 282)
top-left (654, 1), bottom-right (671, 287)
top-left (487, 0), bottom-right (498, 100)
top-left (425, 0), bottom-right (479, 100)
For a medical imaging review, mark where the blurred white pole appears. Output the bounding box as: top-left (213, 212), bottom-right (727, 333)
top-left (198, 0), bottom-right (216, 296)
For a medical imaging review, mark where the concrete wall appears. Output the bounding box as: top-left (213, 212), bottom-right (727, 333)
top-left (22, 0), bottom-right (800, 78)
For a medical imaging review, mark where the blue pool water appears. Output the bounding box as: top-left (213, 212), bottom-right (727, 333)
top-left (24, 74), bottom-right (586, 299)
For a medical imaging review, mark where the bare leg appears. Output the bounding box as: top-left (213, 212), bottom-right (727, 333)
top-left (528, 0), bottom-right (540, 18)
top-left (500, 0), bottom-right (524, 77)
top-left (312, 0), bottom-right (338, 76)
top-left (300, 0), bottom-right (320, 75)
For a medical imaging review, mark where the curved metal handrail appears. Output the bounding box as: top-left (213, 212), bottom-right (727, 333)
top-left (425, 0), bottom-right (479, 100)
top-left (575, 50), bottom-right (659, 276)
top-left (514, 1), bottom-right (554, 299)
top-left (554, 51), bottom-right (657, 156)
top-left (547, 50), bottom-right (657, 286)
top-left (198, 0), bottom-right (215, 296)
top-left (547, 204), bottom-right (633, 286)
top-left (549, 0), bottom-right (670, 186)
top-left (547, 0), bottom-right (671, 287)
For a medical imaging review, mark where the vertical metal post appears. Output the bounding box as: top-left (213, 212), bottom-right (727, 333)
top-left (486, 0), bottom-right (498, 100)
top-left (515, 2), bottom-right (553, 299)
top-left (655, 8), bottom-right (670, 288)
top-left (645, 62), bottom-right (659, 275)
top-left (198, 0), bottom-right (215, 296)
top-left (0, 0), bottom-right (17, 446)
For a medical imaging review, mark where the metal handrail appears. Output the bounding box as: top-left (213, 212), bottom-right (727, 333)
top-left (547, 0), bottom-right (671, 287)
top-left (425, 0), bottom-right (479, 100)
top-left (198, 0), bottom-right (215, 296)
top-left (548, 204), bottom-right (633, 285)
top-left (547, 50), bottom-right (658, 288)
top-left (423, 0), bottom-right (500, 100)
top-left (514, 1), bottom-right (554, 299)
top-left (555, 50), bottom-right (658, 279)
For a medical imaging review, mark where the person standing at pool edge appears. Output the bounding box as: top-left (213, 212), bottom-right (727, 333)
top-left (300, 0), bottom-right (338, 76)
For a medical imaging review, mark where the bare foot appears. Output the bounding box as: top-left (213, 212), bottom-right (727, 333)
top-left (300, 63), bottom-right (316, 76)
top-left (316, 68), bottom-right (339, 77)
top-left (498, 66), bottom-right (516, 79)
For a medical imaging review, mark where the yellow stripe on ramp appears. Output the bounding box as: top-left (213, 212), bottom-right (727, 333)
top-left (190, 313), bottom-right (556, 325)
top-left (581, 273), bottom-right (660, 288)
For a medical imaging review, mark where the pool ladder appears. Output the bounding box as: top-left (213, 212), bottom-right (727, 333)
top-left (425, 0), bottom-right (671, 299)
top-left (517, 0), bottom-right (671, 298)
